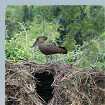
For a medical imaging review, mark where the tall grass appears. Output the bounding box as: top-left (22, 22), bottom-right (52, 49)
top-left (6, 21), bottom-right (59, 63)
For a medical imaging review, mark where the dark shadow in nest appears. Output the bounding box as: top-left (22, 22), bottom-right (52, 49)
top-left (33, 71), bottom-right (54, 103)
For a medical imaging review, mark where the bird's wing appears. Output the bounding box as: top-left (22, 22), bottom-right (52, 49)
top-left (39, 43), bottom-right (63, 54)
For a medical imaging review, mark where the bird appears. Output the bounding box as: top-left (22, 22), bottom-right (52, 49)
top-left (32, 36), bottom-right (67, 63)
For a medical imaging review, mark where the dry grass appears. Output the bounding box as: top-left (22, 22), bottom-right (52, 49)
top-left (5, 61), bottom-right (105, 105)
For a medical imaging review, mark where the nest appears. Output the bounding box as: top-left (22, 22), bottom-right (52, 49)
top-left (5, 61), bottom-right (105, 105)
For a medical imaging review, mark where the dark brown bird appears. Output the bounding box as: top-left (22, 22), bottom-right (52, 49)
top-left (32, 36), bottom-right (67, 55)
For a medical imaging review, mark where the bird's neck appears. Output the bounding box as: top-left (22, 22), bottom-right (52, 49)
top-left (37, 42), bottom-right (46, 47)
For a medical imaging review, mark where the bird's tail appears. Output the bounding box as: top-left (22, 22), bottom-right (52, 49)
top-left (59, 47), bottom-right (67, 54)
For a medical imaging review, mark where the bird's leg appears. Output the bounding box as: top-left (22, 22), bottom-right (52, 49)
top-left (46, 55), bottom-right (49, 64)
top-left (46, 55), bottom-right (52, 64)
top-left (49, 55), bottom-right (53, 64)
top-left (55, 54), bottom-right (58, 63)
top-left (46, 55), bottom-right (54, 64)
top-left (56, 54), bottom-right (61, 64)
top-left (59, 55), bottom-right (63, 64)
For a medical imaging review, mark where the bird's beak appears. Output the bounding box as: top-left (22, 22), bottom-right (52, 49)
top-left (31, 41), bottom-right (38, 49)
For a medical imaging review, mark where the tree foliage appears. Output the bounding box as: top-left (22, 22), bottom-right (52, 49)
top-left (5, 5), bottom-right (105, 69)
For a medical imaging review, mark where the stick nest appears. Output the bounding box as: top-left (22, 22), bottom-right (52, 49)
top-left (5, 61), bottom-right (105, 105)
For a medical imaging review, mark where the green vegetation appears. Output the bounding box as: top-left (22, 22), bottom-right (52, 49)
top-left (5, 6), bottom-right (105, 69)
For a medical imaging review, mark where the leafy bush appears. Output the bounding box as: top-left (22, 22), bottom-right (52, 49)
top-left (5, 6), bottom-right (105, 70)
top-left (72, 37), bottom-right (105, 70)
top-left (6, 21), bottom-right (59, 63)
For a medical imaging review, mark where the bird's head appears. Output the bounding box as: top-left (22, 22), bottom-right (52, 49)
top-left (32, 36), bottom-right (48, 48)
